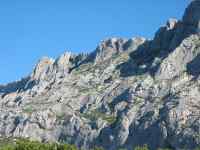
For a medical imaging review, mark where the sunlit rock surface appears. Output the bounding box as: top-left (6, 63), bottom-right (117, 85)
top-left (1, 1), bottom-right (200, 150)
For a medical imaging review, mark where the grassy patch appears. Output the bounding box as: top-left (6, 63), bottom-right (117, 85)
top-left (81, 109), bottom-right (116, 124)
top-left (73, 63), bottom-right (93, 75)
top-left (22, 106), bottom-right (35, 114)
top-left (0, 138), bottom-right (78, 150)
top-left (56, 112), bottom-right (66, 120)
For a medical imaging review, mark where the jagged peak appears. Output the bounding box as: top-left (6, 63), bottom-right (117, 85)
top-left (31, 56), bottom-right (55, 80)
top-left (35, 56), bottom-right (55, 67)
top-left (166, 18), bottom-right (178, 30)
top-left (30, 51), bottom-right (85, 82)
top-left (97, 37), bottom-right (146, 51)
top-left (2, 2), bottom-right (200, 150)
top-left (94, 37), bottom-right (146, 63)
top-left (97, 37), bottom-right (128, 52)
top-left (54, 52), bottom-right (73, 68)
top-left (183, 0), bottom-right (200, 28)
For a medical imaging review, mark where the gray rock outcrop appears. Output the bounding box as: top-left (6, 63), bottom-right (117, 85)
top-left (1, 1), bottom-right (200, 150)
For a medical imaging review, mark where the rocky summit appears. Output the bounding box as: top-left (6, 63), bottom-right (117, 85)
top-left (1, 1), bottom-right (200, 150)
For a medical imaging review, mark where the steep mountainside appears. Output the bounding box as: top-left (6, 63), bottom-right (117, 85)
top-left (1, 1), bottom-right (200, 150)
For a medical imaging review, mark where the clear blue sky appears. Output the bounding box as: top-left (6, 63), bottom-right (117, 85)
top-left (0, 0), bottom-right (189, 84)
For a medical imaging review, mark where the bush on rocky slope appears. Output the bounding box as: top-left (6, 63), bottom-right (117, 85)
top-left (0, 139), bottom-right (158, 150)
top-left (0, 139), bottom-right (77, 150)
top-left (1, 1), bottom-right (200, 150)
top-left (0, 138), bottom-right (200, 150)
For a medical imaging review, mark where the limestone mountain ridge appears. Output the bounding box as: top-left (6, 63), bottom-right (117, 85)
top-left (1, 1), bottom-right (200, 150)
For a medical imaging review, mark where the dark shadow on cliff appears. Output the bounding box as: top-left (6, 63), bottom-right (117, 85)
top-left (110, 88), bottom-right (130, 107)
top-left (0, 76), bottom-right (36, 98)
top-left (124, 91), bottom-right (195, 150)
top-left (117, 22), bottom-right (198, 78)
top-left (187, 53), bottom-right (200, 77)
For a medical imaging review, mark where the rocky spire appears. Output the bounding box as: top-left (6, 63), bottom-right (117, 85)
top-left (54, 52), bottom-right (73, 73)
top-left (94, 38), bottom-right (128, 63)
top-left (183, 0), bottom-right (200, 29)
top-left (31, 57), bottom-right (55, 81)
top-left (94, 37), bottom-right (146, 63)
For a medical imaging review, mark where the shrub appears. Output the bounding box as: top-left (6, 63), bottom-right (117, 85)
top-left (0, 139), bottom-right (78, 150)
top-left (23, 106), bottom-right (35, 114)
top-left (81, 109), bottom-right (116, 124)
top-left (92, 146), bottom-right (104, 150)
top-left (134, 145), bottom-right (149, 150)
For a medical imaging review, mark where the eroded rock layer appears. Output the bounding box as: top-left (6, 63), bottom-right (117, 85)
top-left (1, 1), bottom-right (200, 150)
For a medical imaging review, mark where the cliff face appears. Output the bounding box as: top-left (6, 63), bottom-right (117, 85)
top-left (1, 1), bottom-right (200, 150)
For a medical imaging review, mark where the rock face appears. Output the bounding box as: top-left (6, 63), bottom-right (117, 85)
top-left (183, 0), bottom-right (200, 29)
top-left (1, 1), bottom-right (200, 150)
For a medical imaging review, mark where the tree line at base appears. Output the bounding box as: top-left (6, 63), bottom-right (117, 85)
top-left (0, 138), bottom-right (199, 150)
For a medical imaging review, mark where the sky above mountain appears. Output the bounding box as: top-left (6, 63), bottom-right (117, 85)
top-left (0, 0), bottom-right (189, 84)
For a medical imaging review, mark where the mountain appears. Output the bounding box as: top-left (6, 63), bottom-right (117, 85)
top-left (1, 1), bottom-right (200, 150)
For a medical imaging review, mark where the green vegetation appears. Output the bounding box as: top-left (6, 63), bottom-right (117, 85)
top-left (0, 139), bottom-right (77, 150)
top-left (78, 87), bottom-right (94, 94)
top-left (78, 83), bottom-right (107, 95)
top-left (134, 145), bottom-right (149, 150)
top-left (73, 63), bottom-right (93, 75)
top-left (134, 145), bottom-right (173, 150)
top-left (92, 146), bottom-right (104, 150)
top-left (134, 96), bottom-right (144, 105)
top-left (0, 139), bottom-right (200, 150)
top-left (81, 109), bottom-right (117, 124)
top-left (113, 53), bottom-right (129, 64)
top-left (22, 106), bottom-right (35, 114)
top-left (56, 112), bottom-right (66, 120)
